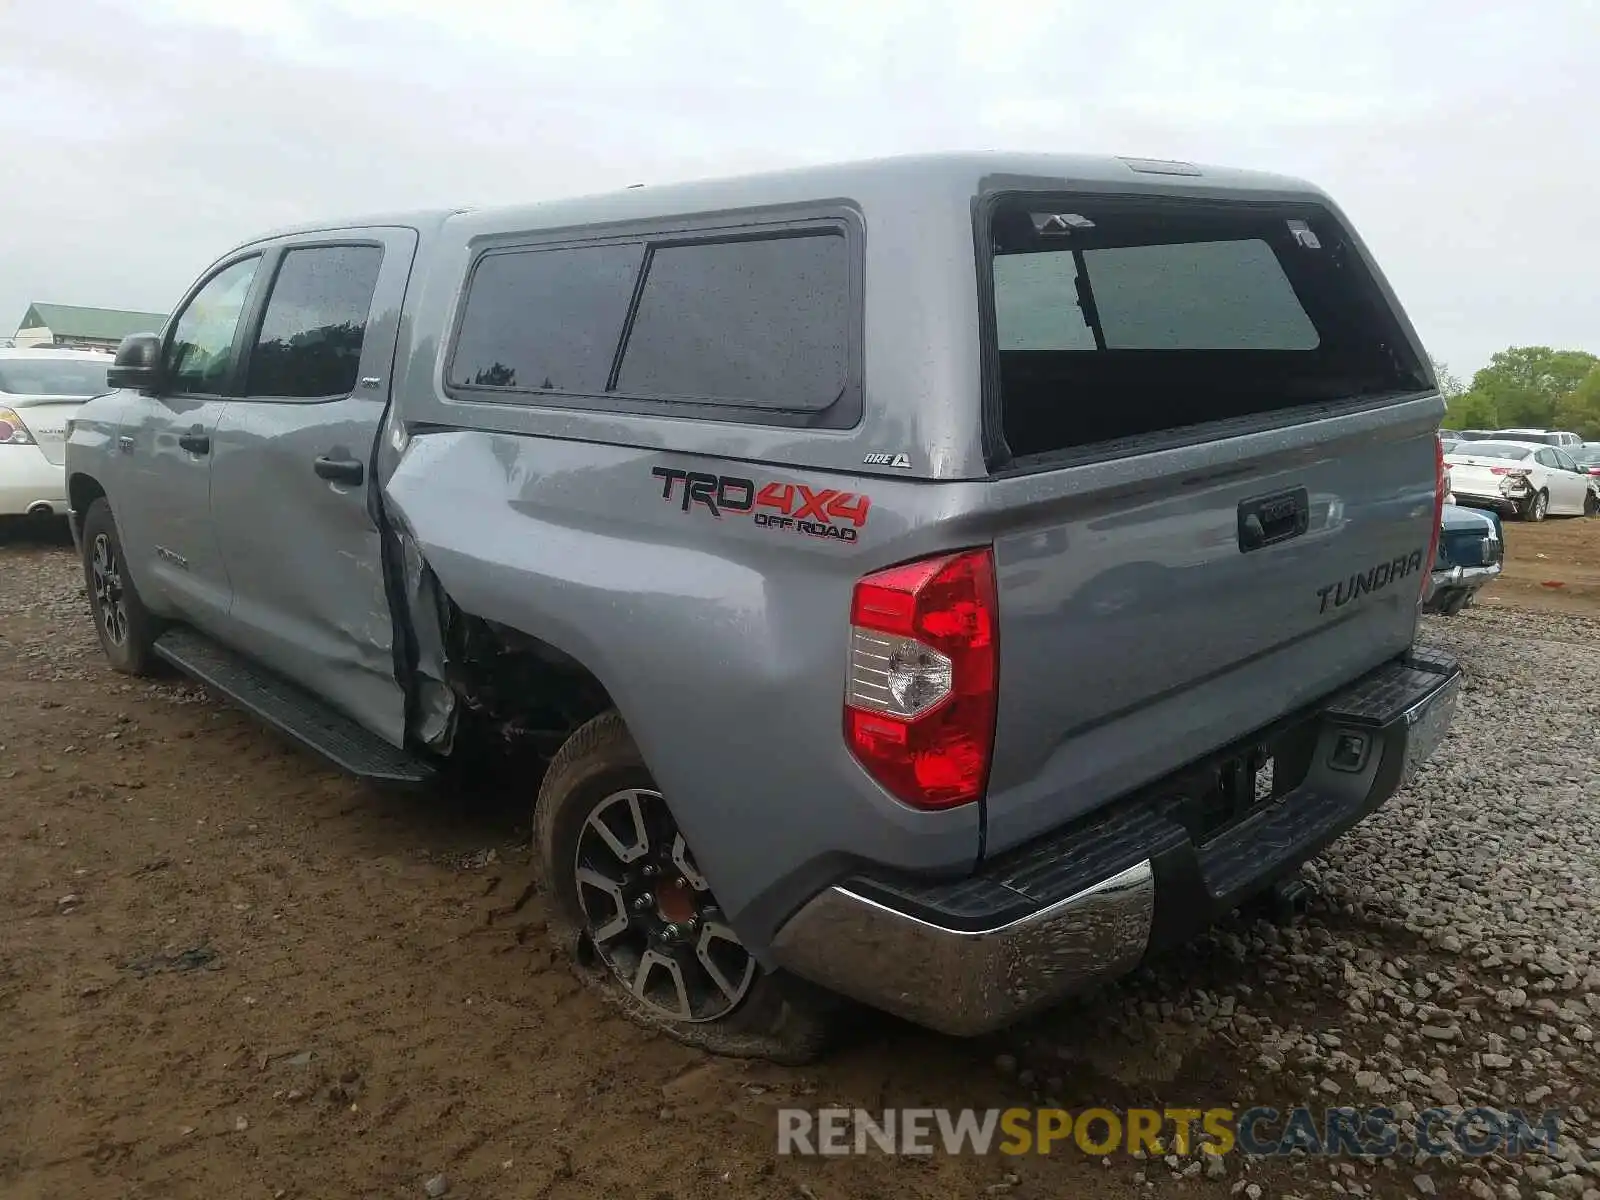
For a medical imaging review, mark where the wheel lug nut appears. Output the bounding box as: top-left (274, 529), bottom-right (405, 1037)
top-left (641, 864), bottom-right (658, 877)
top-left (673, 876), bottom-right (689, 889)
top-left (632, 894), bottom-right (653, 911)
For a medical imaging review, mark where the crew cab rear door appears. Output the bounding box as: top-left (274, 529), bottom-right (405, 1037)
top-left (208, 227), bottom-right (419, 746)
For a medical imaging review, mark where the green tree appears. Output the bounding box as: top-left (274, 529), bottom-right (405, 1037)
top-left (1430, 356), bottom-right (1464, 399)
top-left (1555, 364), bottom-right (1600, 439)
top-left (1467, 346), bottom-right (1599, 429)
top-left (1442, 390), bottom-right (1498, 430)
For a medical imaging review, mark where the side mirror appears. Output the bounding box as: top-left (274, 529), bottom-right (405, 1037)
top-left (107, 333), bottom-right (164, 392)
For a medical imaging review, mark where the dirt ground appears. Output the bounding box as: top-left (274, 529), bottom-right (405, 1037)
top-left (1474, 511), bottom-right (1600, 617)
top-left (1, 513), bottom-right (1596, 1199)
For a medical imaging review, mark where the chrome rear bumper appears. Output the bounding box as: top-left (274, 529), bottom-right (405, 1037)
top-left (1432, 564), bottom-right (1500, 588)
top-left (772, 861), bottom-right (1153, 1037)
top-left (1423, 563), bottom-right (1501, 613)
top-left (772, 649), bottom-right (1461, 1037)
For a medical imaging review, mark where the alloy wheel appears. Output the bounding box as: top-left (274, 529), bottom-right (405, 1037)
top-left (572, 787), bottom-right (756, 1023)
top-left (90, 533), bottom-right (129, 647)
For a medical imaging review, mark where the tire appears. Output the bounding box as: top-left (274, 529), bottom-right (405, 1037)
top-left (533, 711), bottom-right (835, 1063)
top-left (1585, 490), bottom-right (1599, 518)
top-left (80, 498), bottom-right (160, 675)
top-left (1520, 489), bottom-right (1549, 522)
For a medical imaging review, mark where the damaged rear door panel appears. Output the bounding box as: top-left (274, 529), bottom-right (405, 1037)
top-left (208, 228), bottom-right (420, 745)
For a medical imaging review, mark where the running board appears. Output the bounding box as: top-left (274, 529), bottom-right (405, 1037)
top-left (153, 626), bottom-right (435, 786)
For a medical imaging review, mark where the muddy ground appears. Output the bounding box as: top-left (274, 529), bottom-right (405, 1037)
top-left (1475, 513), bottom-right (1600, 617)
top-left (2, 513), bottom-right (1597, 1200)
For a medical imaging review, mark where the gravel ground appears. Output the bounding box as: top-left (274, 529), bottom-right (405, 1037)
top-left (2, 525), bottom-right (1598, 1199)
top-left (999, 603), bottom-right (1600, 1198)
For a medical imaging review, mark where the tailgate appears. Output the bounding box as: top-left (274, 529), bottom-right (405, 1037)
top-left (981, 409), bottom-right (1439, 855)
top-left (975, 184), bottom-right (1439, 855)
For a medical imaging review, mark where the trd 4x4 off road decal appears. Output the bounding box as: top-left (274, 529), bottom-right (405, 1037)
top-left (651, 467), bottom-right (871, 543)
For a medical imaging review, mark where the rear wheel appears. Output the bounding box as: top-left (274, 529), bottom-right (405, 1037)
top-left (533, 711), bottom-right (834, 1063)
top-left (80, 498), bottom-right (159, 675)
top-left (1520, 489), bottom-right (1549, 522)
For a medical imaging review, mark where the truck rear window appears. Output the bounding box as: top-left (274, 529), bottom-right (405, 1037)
top-left (987, 197), bottom-right (1427, 463)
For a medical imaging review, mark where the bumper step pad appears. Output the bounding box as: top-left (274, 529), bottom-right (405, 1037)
top-left (772, 647), bottom-right (1463, 1037)
top-left (847, 651), bottom-right (1460, 937)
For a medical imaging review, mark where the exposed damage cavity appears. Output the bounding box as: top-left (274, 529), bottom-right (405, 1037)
top-left (392, 527), bottom-right (613, 759)
top-left (442, 613), bottom-right (614, 757)
top-left (394, 528), bottom-right (458, 751)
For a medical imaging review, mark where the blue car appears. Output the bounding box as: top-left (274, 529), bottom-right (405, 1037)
top-left (1424, 503), bottom-right (1504, 615)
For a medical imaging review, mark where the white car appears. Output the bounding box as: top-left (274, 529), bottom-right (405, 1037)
top-left (1492, 427), bottom-right (1584, 449)
top-left (0, 347), bottom-right (112, 517)
top-left (1444, 439), bottom-right (1598, 522)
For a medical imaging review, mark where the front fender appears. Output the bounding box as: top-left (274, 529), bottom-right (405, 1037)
top-left (63, 391), bottom-right (128, 508)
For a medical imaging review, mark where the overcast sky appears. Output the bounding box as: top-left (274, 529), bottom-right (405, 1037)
top-left (2, 0), bottom-right (1595, 379)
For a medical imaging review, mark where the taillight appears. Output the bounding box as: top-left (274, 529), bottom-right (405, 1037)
top-left (1422, 436), bottom-right (1449, 600)
top-left (844, 547), bottom-right (999, 810)
top-left (1489, 467), bottom-right (1529, 477)
top-left (0, 407), bottom-right (35, 445)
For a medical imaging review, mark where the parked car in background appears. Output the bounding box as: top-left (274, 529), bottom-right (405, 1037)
top-left (1451, 429), bottom-right (1500, 441)
top-left (1424, 503), bottom-right (1503, 615)
top-left (1573, 443), bottom-right (1600, 477)
top-left (1439, 433), bottom-right (1458, 500)
top-left (0, 347), bottom-right (112, 518)
top-left (1444, 439), bottom-right (1598, 520)
top-left (1492, 427), bottom-right (1584, 448)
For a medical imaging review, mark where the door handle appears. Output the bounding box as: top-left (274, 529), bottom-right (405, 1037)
top-left (1237, 487), bottom-right (1309, 553)
top-left (314, 455), bottom-right (365, 485)
top-left (177, 433), bottom-right (210, 455)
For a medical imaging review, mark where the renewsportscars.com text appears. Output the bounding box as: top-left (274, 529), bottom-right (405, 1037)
top-left (776, 1106), bottom-right (1563, 1158)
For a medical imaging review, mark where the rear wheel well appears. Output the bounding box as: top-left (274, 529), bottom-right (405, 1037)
top-left (443, 609), bottom-right (616, 760)
top-left (69, 473), bottom-right (106, 515)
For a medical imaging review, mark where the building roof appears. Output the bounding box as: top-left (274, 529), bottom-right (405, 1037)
top-left (16, 302), bottom-right (168, 341)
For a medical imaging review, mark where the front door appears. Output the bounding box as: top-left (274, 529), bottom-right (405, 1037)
top-left (208, 230), bottom-right (418, 746)
top-left (115, 254), bottom-right (264, 633)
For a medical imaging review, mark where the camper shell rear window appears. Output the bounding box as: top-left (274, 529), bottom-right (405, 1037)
top-left (983, 194), bottom-right (1428, 466)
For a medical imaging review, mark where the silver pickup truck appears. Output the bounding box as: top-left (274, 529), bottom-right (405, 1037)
top-left (65, 153), bottom-right (1460, 1062)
